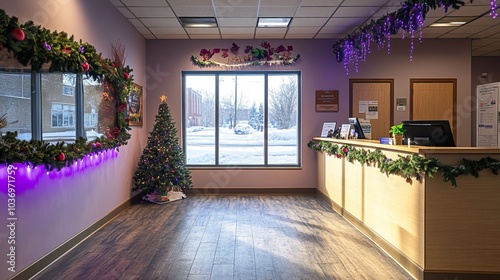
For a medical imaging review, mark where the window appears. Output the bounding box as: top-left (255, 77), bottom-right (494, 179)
top-left (183, 71), bottom-right (301, 167)
top-left (62, 74), bottom-right (76, 96)
top-left (0, 70), bottom-right (32, 139)
top-left (0, 56), bottom-right (112, 143)
top-left (51, 103), bottom-right (75, 128)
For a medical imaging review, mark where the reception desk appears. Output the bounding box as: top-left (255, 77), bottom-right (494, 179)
top-left (312, 137), bottom-right (500, 280)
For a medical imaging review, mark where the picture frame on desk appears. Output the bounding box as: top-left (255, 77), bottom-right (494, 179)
top-left (340, 124), bottom-right (351, 139)
top-left (321, 122), bottom-right (337, 137)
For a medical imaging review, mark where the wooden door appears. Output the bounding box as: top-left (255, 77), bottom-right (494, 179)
top-left (410, 79), bottom-right (457, 138)
top-left (350, 79), bottom-right (394, 140)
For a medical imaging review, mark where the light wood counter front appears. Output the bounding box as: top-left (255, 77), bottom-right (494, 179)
top-left (312, 138), bottom-right (500, 280)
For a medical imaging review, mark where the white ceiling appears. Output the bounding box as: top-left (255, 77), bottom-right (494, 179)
top-left (109, 0), bottom-right (500, 56)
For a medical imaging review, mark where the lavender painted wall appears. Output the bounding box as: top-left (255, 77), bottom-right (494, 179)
top-left (0, 1), bottom-right (146, 278)
top-left (145, 38), bottom-right (472, 191)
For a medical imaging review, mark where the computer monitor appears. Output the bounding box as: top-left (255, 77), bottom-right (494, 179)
top-left (348, 117), bottom-right (366, 139)
top-left (402, 120), bottom-right (455, 147)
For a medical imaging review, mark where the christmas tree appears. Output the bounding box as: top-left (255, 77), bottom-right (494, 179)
top-left (132, 95), bottom-right (192, 201)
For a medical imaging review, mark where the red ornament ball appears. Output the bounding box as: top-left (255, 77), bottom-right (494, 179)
top-left (123, 72), bottom-right (130, 80)
top-left (57, 152), bottom-right (65, 161)
top-left (11, 27), bottom-right (25, 41)
top-left (82, 61), bottom-right (90, 72)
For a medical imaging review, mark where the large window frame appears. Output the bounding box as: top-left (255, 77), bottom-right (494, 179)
top-left (182, 71), bottom-right (301, 168)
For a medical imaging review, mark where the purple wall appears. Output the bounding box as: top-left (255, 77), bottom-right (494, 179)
top-left (146, 38), bottom-right (472, 191)
top-left (0, 1), bottom-right (147, 279)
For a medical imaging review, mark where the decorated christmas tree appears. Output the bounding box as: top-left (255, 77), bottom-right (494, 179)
top-left (132, 95), bottom-right (192, 202)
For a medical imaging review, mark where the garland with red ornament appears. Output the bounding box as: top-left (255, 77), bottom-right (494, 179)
top-left (0, 9), bottom-right (133, 171)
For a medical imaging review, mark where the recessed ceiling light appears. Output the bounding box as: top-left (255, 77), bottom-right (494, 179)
top-left (179, 17), bottom-right (218, 28)
top-left (430, 21), bottom-right (467, 27)
top-left (257, 17), bottom-right (291, 28)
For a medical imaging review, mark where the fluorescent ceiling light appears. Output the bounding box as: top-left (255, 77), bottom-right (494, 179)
top-left (179, 17), bottom-right (217, 28)
top-left (257, 17), bottom-right (291, 28)
top-left (430, 21), bottom-right (467, 27)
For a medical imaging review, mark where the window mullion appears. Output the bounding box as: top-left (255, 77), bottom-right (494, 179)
top-left (31, 70), bottom-right (42, 141)
top-left (215, 73), bottom-right (220, 166)
top-left (75, 73), bottom-right (84, 138)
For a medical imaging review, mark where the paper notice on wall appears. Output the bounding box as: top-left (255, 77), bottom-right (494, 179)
top-left (477, 83), bottom-right (499, 147)
top-left (365, 101), bottom-right (378, 120)
top-left (358, 100), bottom-right (368, 113)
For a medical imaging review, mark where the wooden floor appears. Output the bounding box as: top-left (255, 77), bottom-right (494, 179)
top-left (34, 195), bottom-right (414, 280)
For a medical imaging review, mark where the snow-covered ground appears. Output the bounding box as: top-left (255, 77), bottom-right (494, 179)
top-left (185, 126), bottom-right (298, 165)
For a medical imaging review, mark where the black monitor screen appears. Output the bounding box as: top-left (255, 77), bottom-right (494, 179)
top-left (348, 117), bottom-right (366, 139)
top-left (402, 120), bottom-right (455, 147)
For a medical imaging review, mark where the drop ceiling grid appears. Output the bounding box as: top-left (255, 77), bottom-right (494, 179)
top-left (108, 0), bottom-right (500, 56)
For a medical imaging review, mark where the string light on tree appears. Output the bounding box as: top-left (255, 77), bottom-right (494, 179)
top-left (132, 94), bottom-right (192, 202)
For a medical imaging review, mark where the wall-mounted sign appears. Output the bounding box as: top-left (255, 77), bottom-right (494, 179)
top-left (315, 90), bottom-right (339, 112)
top-left (396, 97), bottom-right (407, 111)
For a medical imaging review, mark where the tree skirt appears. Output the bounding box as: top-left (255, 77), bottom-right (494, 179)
top-left (143, 191), bottom-right (186, 204)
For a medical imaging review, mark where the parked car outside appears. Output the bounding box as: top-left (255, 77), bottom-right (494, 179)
top-left (234, 123), bottom-right (252, 134)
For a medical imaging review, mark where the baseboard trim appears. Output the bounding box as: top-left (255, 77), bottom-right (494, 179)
top-left (185, 187), bottom-right (316, 196)
top-left (11, 192), bottom-right (144, 280)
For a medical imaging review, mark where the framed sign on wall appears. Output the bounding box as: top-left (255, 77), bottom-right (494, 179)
top-left (315, 90), bottom-right (339, 112)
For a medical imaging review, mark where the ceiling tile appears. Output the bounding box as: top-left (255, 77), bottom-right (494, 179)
top-left (260, 0), bottom-right (301, 7)
top-left (287, 26), bottom-right (322, 34)
top-left (219, 28), bottom-right (255, 35)
top-left (295, 6), bottom-right (336, 17)
top-left (129, 7), bottom-right (175, 17)
top-left (185, 27), bottom-right (220, 35)
top-left (439, 33), bottom-right (473, 38)
top-left (331, 7), bottom-right (378, 18)
top-left (447, 5), bottom-right (492, 16)
top-left (216, 6), bottom-right (258, 18)
top-left (136, 27), bottom-right (153, 35)
top-left (117, 7), bottom-right (135, 19)
top-left (213, 0), bottom-right (259, 5)
top-left (255, 27), bottom-right (287, 37)
top-left (109, 0), bottom-right (123, 7)
top-left (285, 33), bottom-right (315, 39)
top-left (340, 0), bottom-right (393, 6)
top-left (290, 18), bottom-right (328, 27)
top-left (168, 0), bottom-right (212, 6)
top-left (314, 33), bottom-right (344, 39)
top-left (171, 6), bottom-right (215, 17)
top-left (189, 34), bottom-right (222, 39)
top-left (121, 0), bottom-right (169, 6)
top-left (155, 34), bottom-right (190, 39)
top-left (128, 18), bottom-right (145, 28)
top-left (300, 0), bottom-right (342, 6)
top-left (140, 18), bottom-right (182, 28)
top-left (218, 18), bottom-right (257, 27)
top-left (149, 27), bottom-right (187, 35)
top-left (325, 17), bottom-right (366, 27)
top-left (258, 6), bottom-right (297, 17)
top-left (319, 25), bottom-right (351, 34)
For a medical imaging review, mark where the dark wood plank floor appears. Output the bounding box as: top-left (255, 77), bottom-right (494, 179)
top-left (33, 195), bottom-right (414, 280)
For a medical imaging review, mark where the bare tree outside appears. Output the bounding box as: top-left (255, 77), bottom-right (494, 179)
top-left (269, 76), bottom-right (298, 129)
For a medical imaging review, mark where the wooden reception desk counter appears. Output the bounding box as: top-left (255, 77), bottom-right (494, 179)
top-left (312, 137), bottom-right (500, 280)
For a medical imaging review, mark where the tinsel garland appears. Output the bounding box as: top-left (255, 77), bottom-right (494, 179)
top-left (307, 140), bottom-right (500, 187)
top-left (332, 0), bottom-right (470, 73)
top-left (0, 9), bottom-right (133, 171)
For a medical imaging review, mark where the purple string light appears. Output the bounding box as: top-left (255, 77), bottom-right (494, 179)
top-left (491, 0), bottom-right (498, 19)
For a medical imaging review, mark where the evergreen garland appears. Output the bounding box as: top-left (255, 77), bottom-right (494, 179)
top-left (0, 9), bottom-right (133, 171)
top-left (308, 140), bottom-right (500, 187)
